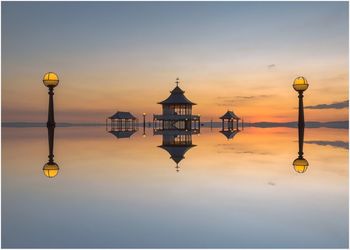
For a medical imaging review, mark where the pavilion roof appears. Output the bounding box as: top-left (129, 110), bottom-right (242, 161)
top-left (158, 83), bottom-right (196, 105)
top-left (109, 130), bottom-right (136, 139)
top-left (220, 130), bottom-right (239, 140)
top-left (109, 111), bottom-right (136, 120)
top-left (158, 145), bottom-right (196, 164)
top-left (220, 110), bottom-right (240, 120)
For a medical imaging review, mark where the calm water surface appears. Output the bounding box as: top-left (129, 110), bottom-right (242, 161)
top-left (2, 126), bottom-right (348, 248)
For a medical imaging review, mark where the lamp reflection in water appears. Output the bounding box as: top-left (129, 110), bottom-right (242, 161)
top-left (292, 76), bottom-right (309, 173)
top-left (43, 126), bottom-right (59, 178)
top-left (42, 72), bottom-right (60, 178)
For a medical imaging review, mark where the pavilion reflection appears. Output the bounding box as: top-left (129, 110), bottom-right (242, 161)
top-left (220, 128), bottom-right (240, 140)
top-left (43, 126), bottom-right (59, 178)
top-left (109, 130), bottom-right (137, 139)
top-left (155, 129), bottom-right (198, 172)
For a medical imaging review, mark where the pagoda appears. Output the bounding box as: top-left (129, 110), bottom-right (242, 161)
top-left (153, 78), bottom-right (200, 133)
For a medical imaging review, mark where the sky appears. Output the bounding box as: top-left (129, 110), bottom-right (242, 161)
top-left (1, 1), bottom-right (349, 123)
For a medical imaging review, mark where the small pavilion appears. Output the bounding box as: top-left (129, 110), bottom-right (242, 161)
top-left (107, 111), bottom-right (138, 139)
top-left (107, 111), bottom-right (137, 131)
top-left (220, 110), bottom-right (240, 130)
top-left (154, 78), bottom-right (200, 132)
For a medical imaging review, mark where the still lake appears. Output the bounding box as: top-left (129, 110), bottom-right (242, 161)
top-left (1, 126), bottom-right (348, 248)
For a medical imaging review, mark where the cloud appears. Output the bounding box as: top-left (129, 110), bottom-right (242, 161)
top-left (267, 64), bottom-right (276, 69)
top-left (304, 100), bottom-right (348, 110)
top-left (216, 95), bottom-right (273, 106)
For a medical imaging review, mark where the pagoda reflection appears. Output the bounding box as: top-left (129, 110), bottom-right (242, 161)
top-left (156, 130), bottom-right (197, 172)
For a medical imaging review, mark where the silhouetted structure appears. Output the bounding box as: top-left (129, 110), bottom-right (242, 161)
top-left (108, 111), bottom-right (137, 130)
top-left (142, 113), bottom-right (146, 136)
top-left (43, 72), bottom-right (59, 128)
top-left (158, 130), bottom-right (196, 172)
top-left (220, 110), bottom-right (240, 130)
top-left (220, 129), bottom-right (240, 140)
top-left (292, 76), bottom-right (309, 173)
top-left (154, 78), bottom-right (200, 132)
top-left (107, 111), bottom-right (138, 139)
top-left (42, 72), bottom-right (60, 178)
top-left (43, 126), bottom-right (59, 178)
top-left (109, 130), bottom-right (137, 139)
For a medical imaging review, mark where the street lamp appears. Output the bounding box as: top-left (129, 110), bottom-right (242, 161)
top-left (143, 113), bottom-right (146, 127)
top-left (43, 72), bottom-right (59, 128)
top-left (293, 76), bottom-right (309, 173)
top-left (142, 113), bottom-right (146, 137)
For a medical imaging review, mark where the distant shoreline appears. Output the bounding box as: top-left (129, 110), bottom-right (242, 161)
top-left (2, 121), bottom-right (348, 129)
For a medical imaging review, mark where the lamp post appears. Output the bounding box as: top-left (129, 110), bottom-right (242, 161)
top-left (292, 76), bottom-right (309, 173)
top-left (43, 72), bottom-right (59, 128)
top-left (42, 72), bottom-right (59, 178)
top-left (142, 113), bottom-right (146, 136)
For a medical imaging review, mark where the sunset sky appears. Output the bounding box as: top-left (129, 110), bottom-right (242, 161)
top-left (2, 1), bottom-right (348, 123)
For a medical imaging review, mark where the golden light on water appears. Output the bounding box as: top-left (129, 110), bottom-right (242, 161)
top-left (43, 72), bottom-right (59, 87)
top-left (43, 162), bottom-right (59, 178)
top-left (293, 76), bottom-right (309, 92)
top-left (293, 158), bottom-right (309, 173)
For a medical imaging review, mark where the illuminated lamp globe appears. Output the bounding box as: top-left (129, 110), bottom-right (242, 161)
top-left (293, 157), bottom-right (309, 173)
top-left (293, 76), bottom-right (308, 92)
top-left (43, 72), bottom-right (59, 87)
top-left (43, 162), bottom-right (59, 178)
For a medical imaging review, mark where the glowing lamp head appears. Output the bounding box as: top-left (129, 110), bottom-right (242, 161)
top-left (143, 113), bottom-right (146, 116)
top-left (43, 162), bottom-right (59, 178)
top-left (293, 76), bottom-right (308, 92)
top-left (293, 157), bottom-right (309, 173)
top-left (43, 72), bottom-right (59, 88)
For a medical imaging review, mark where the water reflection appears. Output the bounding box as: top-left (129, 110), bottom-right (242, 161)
top-left (43, 126), bottom-right (59, 178)
top-left (109, 130), bottom-right (137, 139)
top-left (2, 126), bottom-right (348, 248)
top-left (155, 129), bottom-right (198, 172)
top-left (220, 128), bottom-right (240, 140)
top-left (293, 121), bottom-right (309, 174)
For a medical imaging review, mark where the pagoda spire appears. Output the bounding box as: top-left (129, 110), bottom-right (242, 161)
top-left (175, 77), bottom-right (179, 87)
